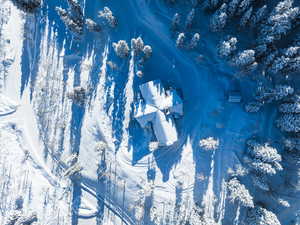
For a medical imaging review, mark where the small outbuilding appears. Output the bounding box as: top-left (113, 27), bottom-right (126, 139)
top-left (134, 80), bottom-right (183, 146)
top-left (228, 91), bottom-right (242, 103)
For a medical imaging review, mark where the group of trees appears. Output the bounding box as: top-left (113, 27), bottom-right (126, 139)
top-left (245, 84), bottom-right (294, 113)
top-left (56, 1), bottom-right (117, 36)
top-left (277, 94), bottom-right (300, 133)
top-left (224, 138), bottom-right (283, 224)
top-left (170, 9), bottom-right (201, 50)
top-left (112, 37), bottom-right (153, 77)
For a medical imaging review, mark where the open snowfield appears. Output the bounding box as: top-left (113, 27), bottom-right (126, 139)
top-left (0, 0), bottom-right (299, 224)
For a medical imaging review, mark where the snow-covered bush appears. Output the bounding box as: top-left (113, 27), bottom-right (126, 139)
top-left (245, 101), bottom-right (263, 113)
top-left (199, 137), bottom-right (219, 151)
top-left (171, 13), bottom-right (181, 30)
top-left (185, 8), bottom-right (195, 28)
top-left (113, 40), bottom-right (130, 58)
top-left (85, 18), bottom-right (101, 32)
top-left (11, 0), bottom-right (41, 12)
top-left (131, 37), bottom-right (144, 53)
top-left (210, 3), bottom-right (228, 32)
top-left (232, 50), bottom-right (256, 68)
top-left (218, 37), bottom-right (238, 58)
top-left (98, 7), bottom-right (117, 28)
top-left (247, 206), bottom-right (281, 225)
top-left (227, 178), bottom-right (254, 208)
top-left (176, 33), bottom-right (186, 48)
top-left (277, 114), bottom-right (300, 132)
top-left (189, 33), bottom-right (200, 49)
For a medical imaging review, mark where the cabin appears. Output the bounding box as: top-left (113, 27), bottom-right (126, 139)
top-left (134, 80), bottom-right (183, 146)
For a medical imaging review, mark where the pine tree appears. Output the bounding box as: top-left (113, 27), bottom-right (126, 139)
top-left (98, 7), bottom-right (117, 28)
top-left (185, 8), bottom-right (195, 29)
top-left (250, 5), bottom-right (268, 27)
top-left (247, 206), bottom-right (281, 225)
top-left (218, 36), bottom-right (238, 58)
top-left (227, 177), bottom-right (254, 208)
top-left (113, 40), bottom-right (130, 58)
top-left (189, 33), bottom-right (200, 49)
top-left (171, 13), bottom-right (181, 30)
top-left (277, 114), bottom-right (300, 132)
top-left (210, 3), bottom-right (228, 32)
top-left (176, 33), bottom-right (186, 48)
top-left (232, 49), bottom-right (256, 68)
top-left (259, 0), bottom-right (300, 44)
top-left (240, 7), bottom-right (253, 27)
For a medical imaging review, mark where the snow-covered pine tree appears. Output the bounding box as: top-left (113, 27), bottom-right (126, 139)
top-left (255, 85), bottom-right (294, 103)
top-left (85, 19), bottom-right (101, 32)
top-left (279, 102), bottom-right (300, 113)
top-left (98, 7), bottom-right (117, 28)
top-left (131, 37), bottom-right (144, 53)
top-left (210, 3), bottom-right (228, 32)
top-left (185, 8), bottom-right (195, 29)
top-left (232, 49), bottom-right (256, 68)
top-left (227, 177), bottom-right (254, 208)
top-left (240, 7), bottom-right (253, 27)
top-left (218, 36), bottom-right (238, 58)
top-left (284, 138), bottom-right (300, 151)
top-left (176, 33), bottom-right (186, 48)
top-left (247, 206), bottom-right (281, 225)
top-left (259, 0), bottom-right (300, 44)
top-left (56, 7), bottom-right (83, 35)
top-left (277, 114), bottom-right (300, 132)
top-left (143, 45), bottom-right (153, 59)
top-left (245, 140), bottom-right (283, 176)
top-left (251, 174), bottom-right (270, 191)
top-left (113, 40), bottom-right (130, 58)
top-left (236, 0), bottom-right (254, 16)
top-left (171, 13), bottom-right (181, 30)
top-left (227, 0), bottom-right (241, 17)
top-left (250, 5), bottom-right (268, 27)
top-left (245, 101), bottom-right (263, 113)
top-left (189, 33), bottom-right (200, 49)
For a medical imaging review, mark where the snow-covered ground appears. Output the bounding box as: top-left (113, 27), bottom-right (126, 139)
top-left (0, 0), bottom-right (294, 224)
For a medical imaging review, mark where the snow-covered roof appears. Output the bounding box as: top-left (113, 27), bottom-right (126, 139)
top-left (134, 80), bottom-right (182, 146)
top-left (139, 80), bottom-right (183, 114)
